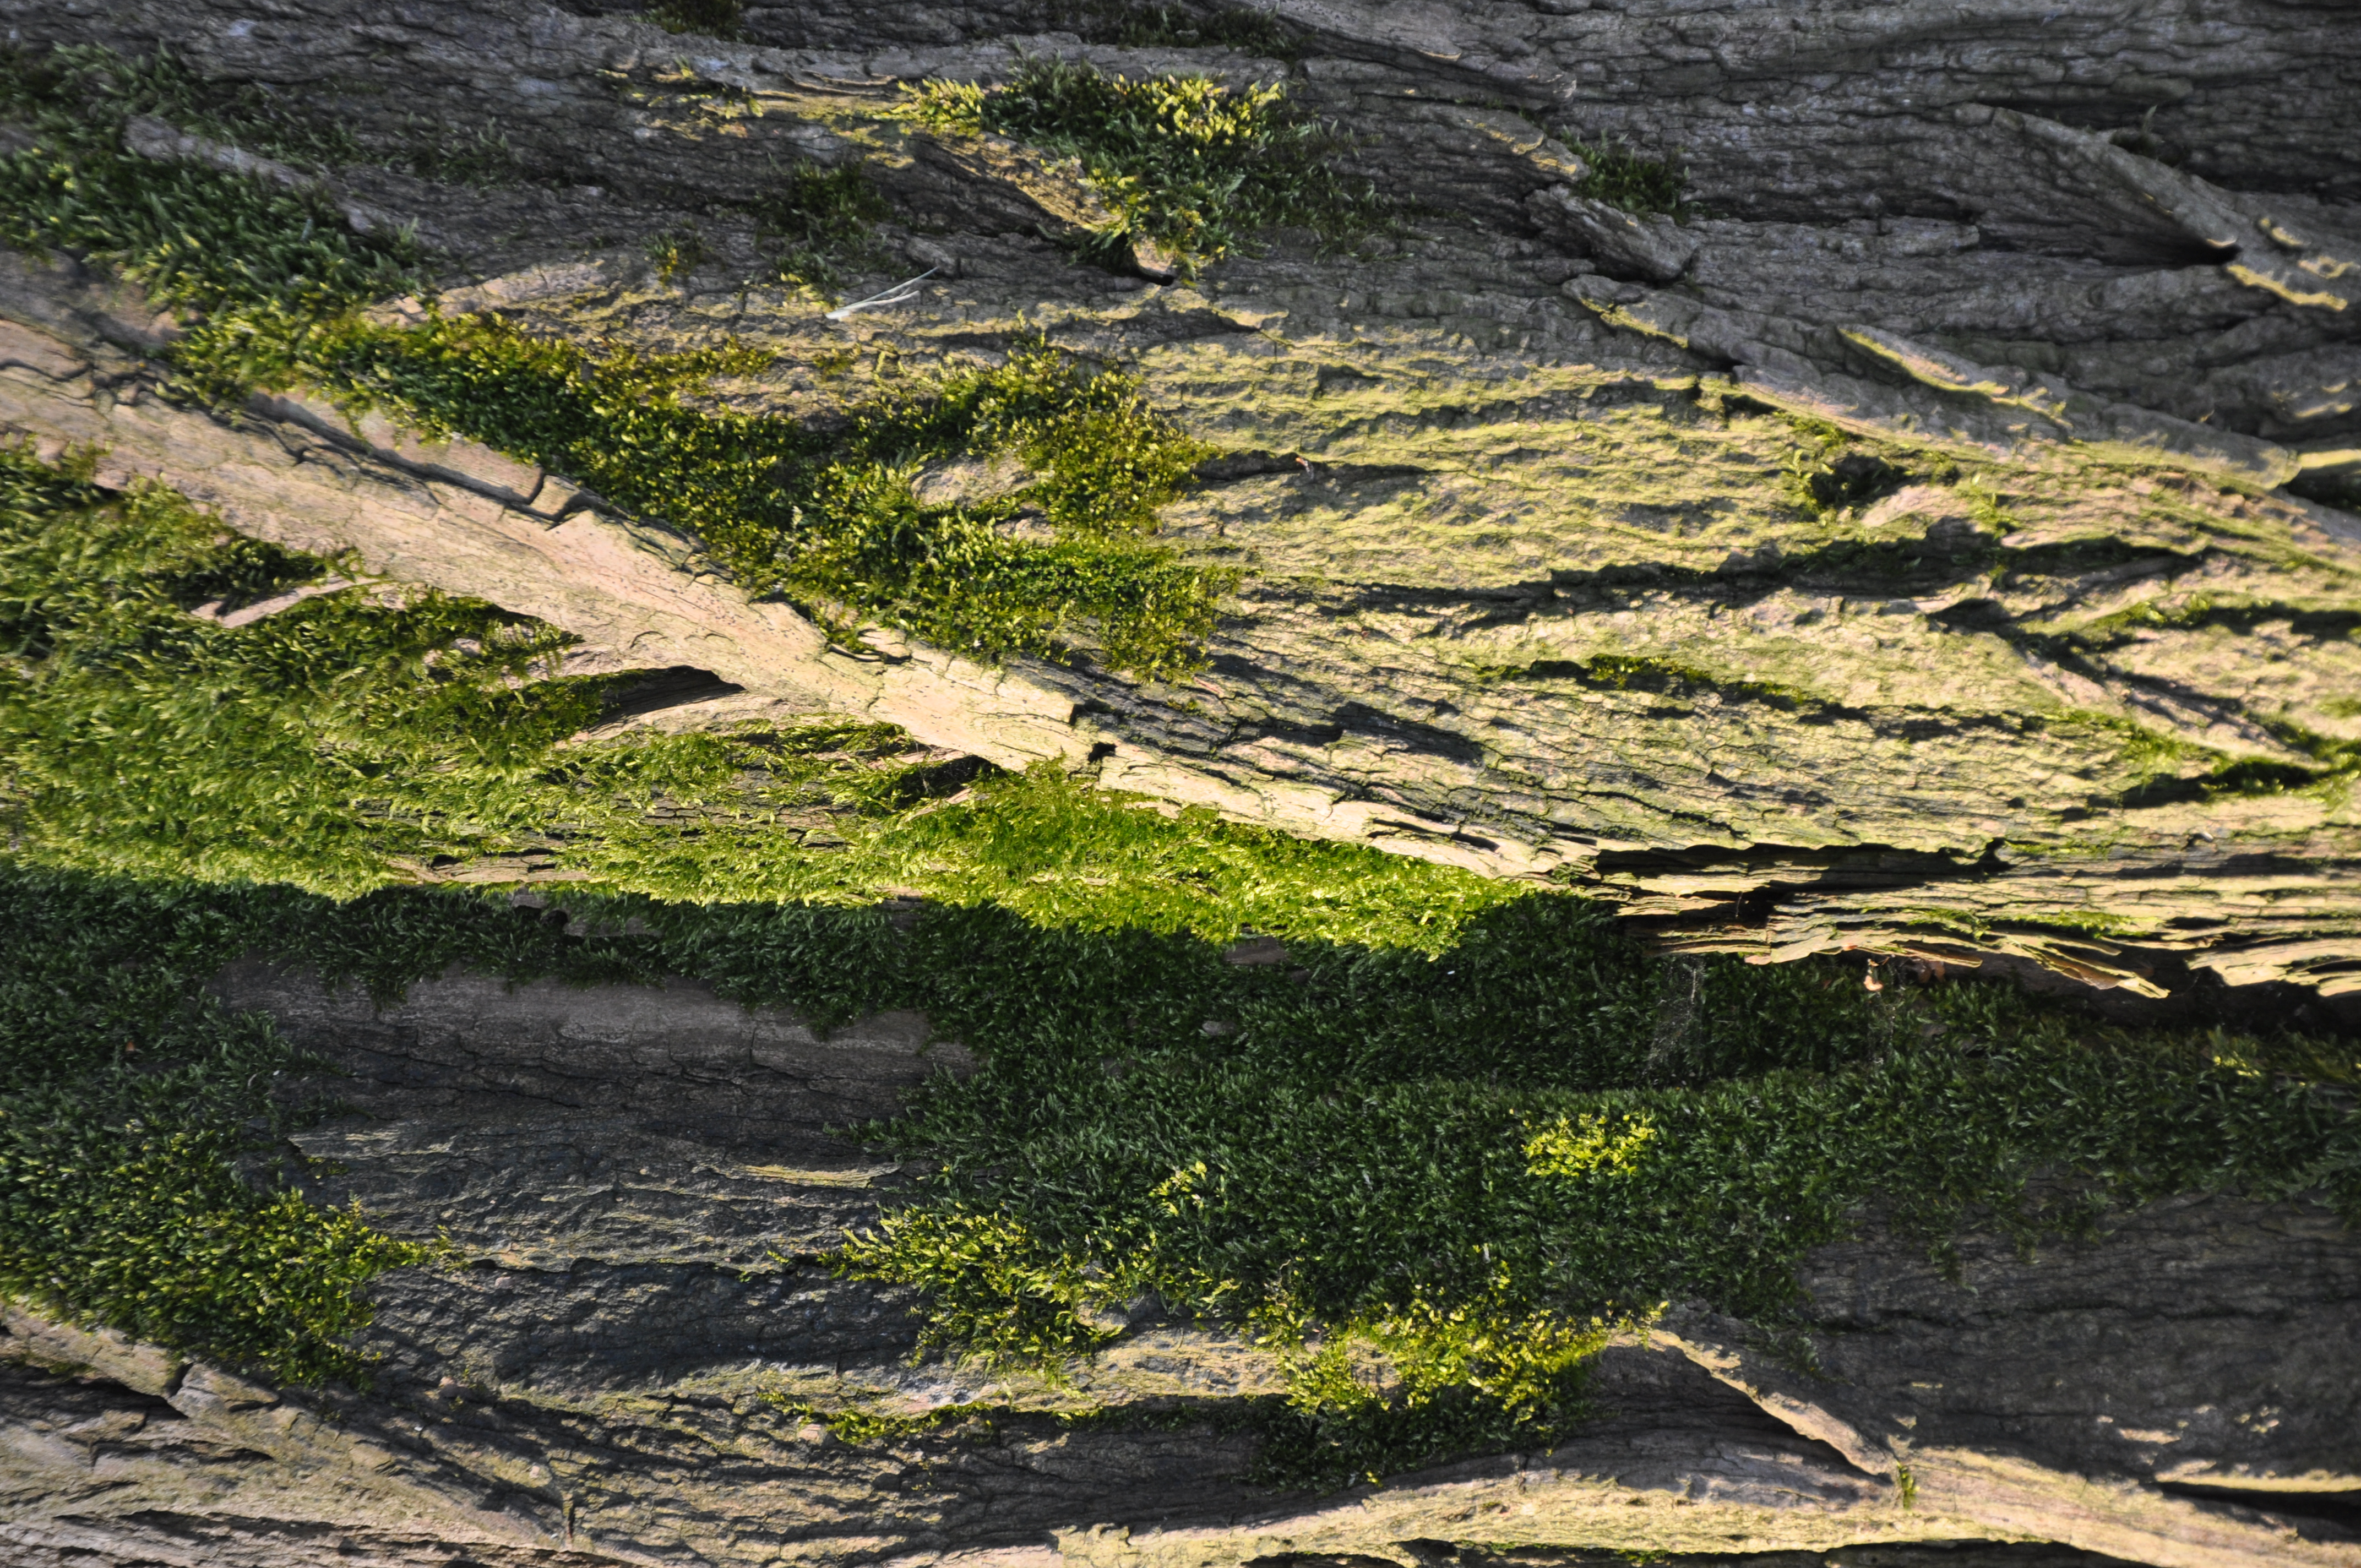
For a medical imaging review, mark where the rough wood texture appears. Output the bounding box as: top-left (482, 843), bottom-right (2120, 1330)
top-left (1, 4), bottom-right (2358, 1560)
top-left (3, 967), bottom-right (2353, 1566)
top-left (3, 0), bottom-right (2358, 999)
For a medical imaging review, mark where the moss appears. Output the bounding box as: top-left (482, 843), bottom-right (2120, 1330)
top-left (310, 321), bottom-right (1233, 675)
top-left (1571, 652), bottom-right (1810, 707)
top-left (1782, 442), bottom-right (1911, 520)
top-left (0, 118), bottom-right (423, 405)
top-left (646, 0), bottom-right (744, 39)
top-left (1472, 650), bottom-right (1813, 710)
top-left (893, 59), bottom-right (1380, 268)
top-left (0, 446), bottom-right (1501, 938)
top-left (3, 861), bottom-right (2350, 1483)
top-left (2065, 594), bottom-right (2361, 655)
top-left (763, 1394), bottom-right (1005, 1442)
top-left (646, 224), bottom-right (707, 282)
top-left (2074, 704), bottom-right (2355, 805)
top-left (0, 44), bottom-right (1234, 678)
top-left (0, 42), bottom-right (361, 172)
top-left (836, 922), bottom-right (2358, 1484)
top-left (1559, 134), bottom-right (1690, 217)
top-left (750, 160), bottom-right (889, 292)
top-left (0, 868), bottom-right (429, 1384)
top-left (6, 36), bottom-right (2356, 1497)
top-left (761, 1387), bottom-right (1230, 1446)
top-left (396, 118), bottom-right (526, 187)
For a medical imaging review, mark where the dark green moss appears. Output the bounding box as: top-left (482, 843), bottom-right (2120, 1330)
top-left (0, 868), bottom-right (428, 1383)
top-left (0, 42), bottom-right (362, 172)
top-left (750, 160), bottom-right (890, 291)
top-left (646, 0), bottom-right (744, 39)
top-left (837, 911), bottom-right (2358, 1484)
top-left (3, 854), bottom-right (2351, 1481)
top-left (1562, 135), bottom-right (1690, 217)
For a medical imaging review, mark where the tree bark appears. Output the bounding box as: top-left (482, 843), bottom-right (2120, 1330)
top-left (4, 0), bottom-right (2358, 1002)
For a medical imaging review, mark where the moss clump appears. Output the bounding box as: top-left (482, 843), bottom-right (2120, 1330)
top-left (1563, 134), bottom-right (1690, 217)
top-left (0, 449), bottom-right (601, 891)
top-left (398, 119), bottom-right (526, 187)
top-left (1782, 441), bottom-right (1911, 520)
top-left (764, 1394), bottom-right (1007, 1442)
top-left (0, 80), bottom-right (422, 402)
top-left (645, 224), bottom-right (708, 283)
top-left (894, 59), bottom-right (1380, 266)
top-left (646, 0), bottom-right (743, 37)
top-left (752, 160), bottom-right (890, 292)
top-left (312, 322), bottom-right (1231, 673)
top-left (0, 869), bottom-right (427, 1383)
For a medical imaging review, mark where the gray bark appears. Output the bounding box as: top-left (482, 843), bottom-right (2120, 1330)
top-left (1, 0), bottom-right (2356, 1000)
top-left (4, 966), bottom-right (2352, 1566)
top-left (1, 6), bottom-right (2359, 1557)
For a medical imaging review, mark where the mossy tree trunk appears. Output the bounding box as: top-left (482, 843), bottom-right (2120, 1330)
top-left (5, 0), bottom-right (2357, 1004)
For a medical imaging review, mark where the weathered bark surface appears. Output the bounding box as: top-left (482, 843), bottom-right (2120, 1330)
top-left (1, 6), bottom-right (2359, 1560)
top-left (3, 968), bottom-right (2354, 1567)
top-left (4, 0), bottom-right (2359, 1000)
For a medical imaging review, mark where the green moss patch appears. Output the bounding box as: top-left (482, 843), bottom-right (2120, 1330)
top-left (0, 45), bottom-right (1232, 678)
top-left (0, 43), bottom-right (363, 173)
top-left (752, 160), bottom-right (890, 291)
top-left (0, 868), bottom-right (427, 1383)
top-left (647, 0), bottom-right (744, 39)
top-left (837, 913), bottom-right (2358, 1484)
top-left (894, 59), bottom-right (1380, 267)
top-left (315, 320), bottom-right (1228, 672)
top-left (0, 448), bottom-right (1489, 935)
top-left (1561, 134), bottom-right (1690, 217)
top-left (12, 861), bottom-right (2347, 1485)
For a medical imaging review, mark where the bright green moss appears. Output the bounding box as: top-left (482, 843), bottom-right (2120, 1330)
top-left (9, 455), bottom-right (2347, 1479)
top-left (894, 59), bottom-right (1381, 267)
top-left (0, 447), bottom-right (1494, 937)
top-left (49, 854), bottom-right (2324, 1487)
top-left (0, 450), bottom-right (605, 892)
top-left (0, 45), bottom-right (1234, 678)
